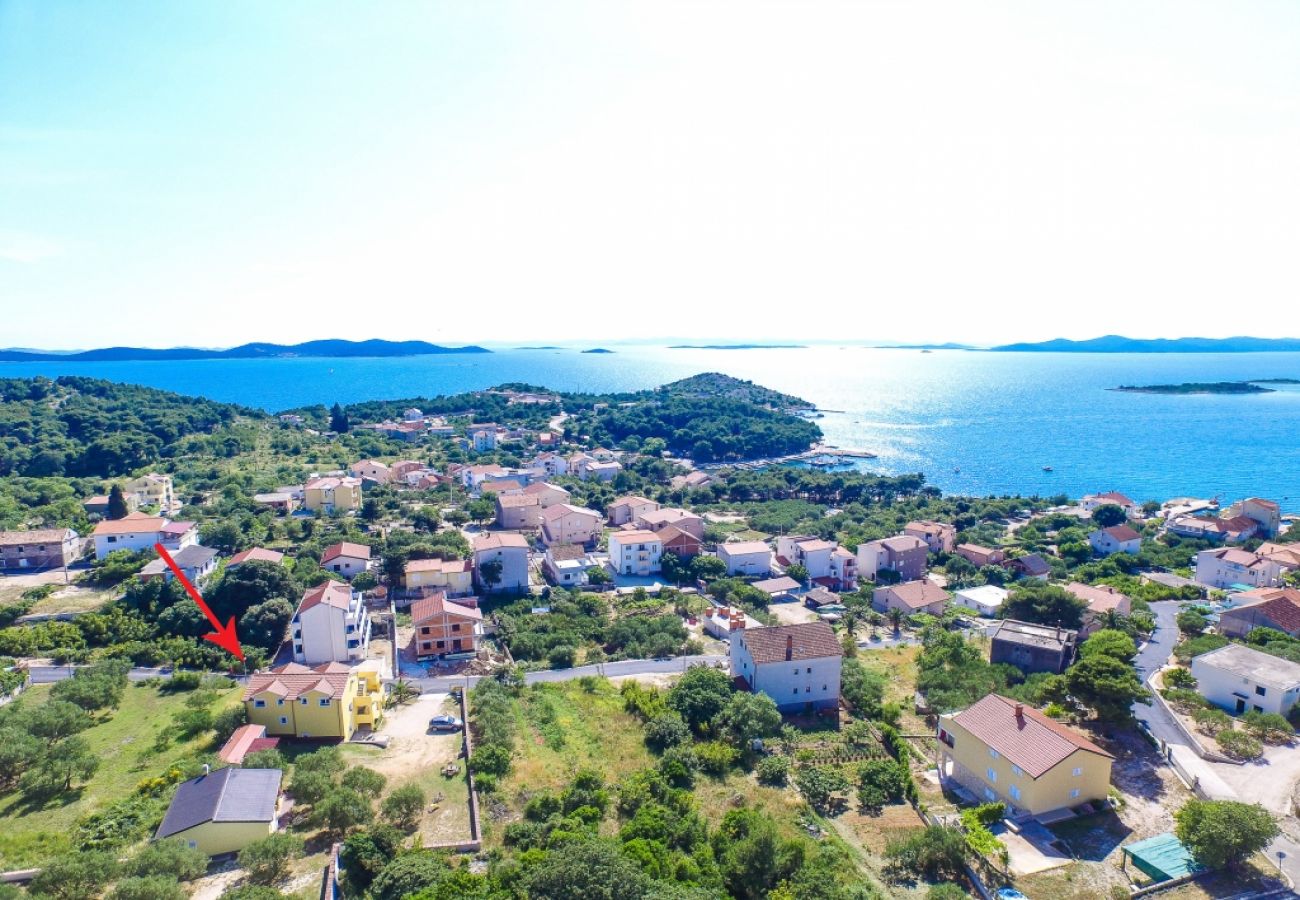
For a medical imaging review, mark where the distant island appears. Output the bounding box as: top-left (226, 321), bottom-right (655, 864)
top-left (668, 344), bottom-right (807, 350)
top-left (515, 346), bottom-right (563, 350)
top-left (582, 348), bottom-right (614, 354)
top-left (994, 334), bottom-right (1300, 353)
top-left (0, 339), bottom-right (490, 362)
top-left (1112, 379), bottom-right (1300, 395)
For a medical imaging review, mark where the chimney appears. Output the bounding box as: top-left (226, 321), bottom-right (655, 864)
top-left (1014, 703), bottom-right (1024, 721)
top-left (785, 634), bottom-right (793, 661)
top-left (202, 763), bottom-right (211, 776)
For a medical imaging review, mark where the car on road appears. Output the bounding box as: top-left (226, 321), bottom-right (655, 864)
top-left (429, 715), bottom-right (463, 732)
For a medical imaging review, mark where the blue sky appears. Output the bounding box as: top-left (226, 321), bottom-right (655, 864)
top-left (3, 1), bottom-right (1300, 349)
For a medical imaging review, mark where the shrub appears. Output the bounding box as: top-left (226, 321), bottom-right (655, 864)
top-left (885, 825), bottom-right (970, 881)
top-left (237, 833), bottom-right (303, 884)
top-left (644, 713), bottom-right (690, 752)
top-left (1163, 667), bottom-right (1197, 689)
top-left (1192, 707), bottom-right (1231, 736)
top-left (1216, 729), bottom-right (1264, 761)
top-left (381, 784), bottom-right (426, 829)
top-left (755, 755), bottom-right (790, 786)
top-left (1176, 799), bottom-right (1279, 869)
top-left (692, 740), bottom-right (738, 775)
top-left (127, 839), bottom-right (208, 881)
top-left (108, 877), bottom-right (185, 900)
top-left (1241, 710), bottom-right (1294, 743)
top-left (1161, 688), bottom-right (1210, 713)
top-left (341, 766), bottom-right (387, 795)
top-left (856, 758), bottom-right (909, 811)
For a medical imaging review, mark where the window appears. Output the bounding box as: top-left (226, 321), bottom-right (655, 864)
top-left (806, 667), bottom-right (812, 674)
top-left (986, 768), bottom-right (997, 782)
top-left (108, 536), bottom-right (117, 543)
top-left (989, 748), bottom-right (1000, 760)
top-left (793, 688), bottom-right (799, 695)
top-left (1070, 789), bottom-right (1081, 799)
top-left (277, 699), bottom-right (284, 706)
top-left (279, 716), bottom-right (289, 725)
top-left (1256, 685), bottom-right (1267, 696)
top-left (300, 698), bottom-right (308, 705)
top-left (254, 699), bottom-right (267, 708)
top-left (318, 698), bottom-right (330, 707)
top-left (452, 623), bottom-right (461, 632)
top-left (1011, 764), bottom-right (1023, 777)
top-left (1009, 785), bottom-right (1021, 801)
top-left (984, 788), bottom-right (996, 802)
top-left (1072, 767), bottom-right (1083, 777)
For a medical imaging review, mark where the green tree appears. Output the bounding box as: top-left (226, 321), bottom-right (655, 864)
top-left (715, 691), bottom-right (782, 747)
top-left (884, 825), bottom-right (970, 881)
top-left (524, 838), bottom-right (653, 900)
top-left (127, 839), bottom-right (209, 881)
top-left (329, 403), bottom-right (351, 433)
top-left (667, 664), bottom-right (734, 733)
top-left (370, 853), bottom-right (453, 900)
top-left (478, 559), bottom-right (503, 593)
top-left (109, 877), bottom-right (186, 900)
top-left (1003, 583), bottom-right (1088, 628)
top-left (107, 484), bottom-right (130, 520)
top-left (381, 784), bottom-right (426, 829)
top-left (690, 554), bottom-right (728, 582)
top-left (712, 807), bottom-right (805, 900)
top-left (27, 851), bottom-right (119, 900)
top-left (313, 787), bottom-right (374, 835)
top-left (1066, 653), bottom-right (1147, 721)
top-left (1175, 799), bottom-right (1279, 870)
top-left (795, 765), bottom-right (850, 814)
top-left (785, 563), bottom-right (809, 584)
top-left (1091, 504), bottom-right (1128, 528)
top-left (341, 766), bottom-right (387, 795)
top-left (1078, 628), bottom-right (1137, 663)
top-left (22, 736), bottom-right (99, 797)
top-left (237, 832), bottom-right (304, 884)
top-left (340, 825), bottom-right (406, 892)
top-left (1177, 610), bottom-right (1208, 636)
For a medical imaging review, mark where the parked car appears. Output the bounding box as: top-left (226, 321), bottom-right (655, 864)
top-left (995, 889), bottom-right (1028, 900)
top-left (429, 715), bottom-right (463, 732)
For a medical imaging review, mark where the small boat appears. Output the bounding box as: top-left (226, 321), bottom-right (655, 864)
top-left (1042, 465), bottom-right (1053, 472)
top-left (953, 467), bottom-right (960, 473)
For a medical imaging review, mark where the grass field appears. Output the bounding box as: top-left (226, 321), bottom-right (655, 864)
top-left (0, 680), bottom-right (243, 869)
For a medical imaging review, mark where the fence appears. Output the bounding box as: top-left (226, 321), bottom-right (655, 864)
top-left (426, 687), bottom-right (482, 853)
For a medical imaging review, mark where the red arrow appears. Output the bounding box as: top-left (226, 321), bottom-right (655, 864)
top-left (153, 543), bottom-right (244, 661)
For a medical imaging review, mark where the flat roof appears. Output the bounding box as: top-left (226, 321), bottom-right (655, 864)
top-left (1193, 642), bottom-right (1300, 689)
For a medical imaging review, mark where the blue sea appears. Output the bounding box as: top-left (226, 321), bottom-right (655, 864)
top-left (5, 346), bottom-right (1300, 505)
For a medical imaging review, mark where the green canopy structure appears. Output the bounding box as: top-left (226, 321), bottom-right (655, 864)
top-left (1121, 833), bottom-right (1205, 883)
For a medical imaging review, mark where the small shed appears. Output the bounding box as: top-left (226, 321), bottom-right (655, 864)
top-left (1121, 833), bottom-right (1204, 883)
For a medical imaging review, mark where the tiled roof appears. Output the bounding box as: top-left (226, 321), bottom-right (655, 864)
top-left (496, 492), bottom-right (540, 509)
top-left (1065, 581), bottom-right (1129, 613)
top-left (0, 528), bottom-right (75, 546)
top-left (881, 535), bottom-right (927, 553)
top-left (243, 662), bottom-right (353, 701)
top-left (950, 694), bottom-right (1112, 778)
top-left (540, 504), bottom-right (601, 522)
top-left (92, 512), bottom-right (166, 535)
top-left (719, 540), bottom-right (770, 555)
top-left (405, 557), bottom-right (471, 574)
top-left (610, 530), bottom-right (661, 544)
top-left (1100, 525), bottom-right (1141, 542)
top-left (218, 724), bottom-right (279, 765)
top-left (1222, 589), bottom-right (1300, 634)
top-left (321, 541), bottom-right (371, 563)
top-left (796, 538), bottom-right (838, 553)
top-left (296, 580), bottom-right (353, 615)
top-left (752, 576), bottom-right (801, 594)
top-left (156, 767), bottom-right (282, 838)
top-left (228, 547), bottom-right (285, 567)
top-left (737, 622), bottom-right (842, 664)
top-left (880, 579), bottom-right (949, 609)
top-left (410, 592), bottom-right (483, 624)
top-left (474, 532), bottom-right (530, 552)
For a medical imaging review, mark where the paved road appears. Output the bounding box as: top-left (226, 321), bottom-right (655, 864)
top-left (407, 653), bottom-right (727, 692)
top-left (1132, 601), bottom-right (1300, 892)
top-left (25, 665), bottom-right (178, 684)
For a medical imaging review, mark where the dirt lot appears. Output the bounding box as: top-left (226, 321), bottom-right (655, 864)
top-left (342, 693), bottom-right (473, 845)
top-left (769, 602), bottom-right (821, 627)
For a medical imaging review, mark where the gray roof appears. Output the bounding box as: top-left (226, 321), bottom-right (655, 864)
top-left (156, 767), bottom-right (282, 839)
top-left (992, 619), bottom-right (1077, 652)
top-left (1193, 643), bottom-right (1300, 690)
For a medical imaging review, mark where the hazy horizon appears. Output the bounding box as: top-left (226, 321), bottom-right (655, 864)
top-left (4, 1), bottom-right (1299, 347)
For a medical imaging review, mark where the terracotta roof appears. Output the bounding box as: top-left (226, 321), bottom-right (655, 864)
top-left (480, 479), bottom-right (526, 494)
top-left (496, 492), bottom-right (540, 509)
top-left (546, 543), bottom-right (588, 561)
top-left (881, 535), bottom-right (927, 553)
top-left (540, 503), bottom-right (601, 522)
top-left (906, 520), bottom-right (952, 536)
top-left (410, 592), bottom-right (483, 624)
top-left (243, 662), bottom-right (353, 701)
top-left (474, 533), bottom-right (530, 552)
top-left (217, 724), bottom-right (279, 765)
top-left (305, 476), bottom-right (361, 490)
top-left (1210, 547), bottom-right (1269, 568)
top-left (958, 543), bottom-right (998, 555)
top-left (610, 530), bottom-right (661, 545)
top-left (1065, 581), bottom-right (1129, 614)
top-left (610, 496), bottom-right (655, 509)
top-left (1222, 589), bottom-right (1300, 634)
top-left (521, 481), bottom-right (567, 497)
top-left (752, 576), bottom-right (801, 594)
top-left (638, 508), bottom-right (700, 526)
top-left (720, 540), bottom-right (770, 555)
top-left (92, 512), bottom-right (167, 535)
top-left (656, 525), bottom-right (700, 545)
top-left (950, 694), bottom-right (1113, 778)
top-left (0, 528), bottom-right (76, 546)
top-left (1258, 543), bottom-right (1300, 567)
top-left (1097, 492), bottom-right (1135, 506)
top-left (321, 541), bottom-right (371, 563)
top-left (405, 557), bottom-right (471, 574)
top-left (1100, 525), bottom-right (1141, 543)
top-left (880, 579), bottom-right (950, 610)
top-left (795, 538), bottom-right (838, 553)
top-left (296, 580), bottom-right (354, 615)
top-left (228, 547), bottom-right (285, 567)
top-left (736, 622), bottom-right (842, 664)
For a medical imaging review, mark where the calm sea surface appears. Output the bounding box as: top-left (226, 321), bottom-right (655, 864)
top-left (5, 346), bottom-right (1300, 504)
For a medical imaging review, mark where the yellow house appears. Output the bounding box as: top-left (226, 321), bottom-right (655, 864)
top-left (303, 476), bottom-right (363, 514)
top-left (937, 693), bottom-right (1113, 818)
top-left (242, 662), bottom-right (384, 740)
top-left (403, 557), bottom-right (474, 597)
top-left (154, 767), bottom-right (282, 856)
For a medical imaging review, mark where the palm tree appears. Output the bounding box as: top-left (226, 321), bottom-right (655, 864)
top-left (389, 679), bottom-right (419, 706)
top-left (887, 607), bottom-right (904, 634)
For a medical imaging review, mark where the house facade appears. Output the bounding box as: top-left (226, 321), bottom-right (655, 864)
top-left (955, 584), bottom-right (1008, 617)
top-left (539, 504), bottom-right (603, 547)
top-left (873, 580), bottom-right (950, 617)
top-left (91, 512), bottom-right (195, 560)
top-left (403, 557), bottom-right (474, 597)
top-left (411, 593), bottom-right (483, 659)
top-left (608, 496), bottom-right (659, 526)
top-left (320, 542), bottom-right (372, 579)
top-left (990, 620), bottom-right (1078, 675)
top-left (124, 473), bottom-right (176, 513)
top-left (956, 544), bottom-right (1006, 568)
top-left (1191, 643), bottom-right (1300, 716)
top-left (937, 693), bottom-right (1113, 818)
top-left (155, 767), bottom-right (282, 856)
top-left (1089, 525), bottom-right (1142, 556)
top-left (303, 476), bottom-right (362, 514)
top-left (496, 492), bottom-right (542, 529)
top-left (730, 622), bottom-right (843, 712)
top-left (608, 530), bottom-right (663, 576)
top-left (1218, 588), bottom-right (1300, 639)
top-left (473, 532), bottom-right (531, 593)
top-left (0, 528), bottom-right (80, 569)
top-left (904, 520), bottom-right (956, 554)
top-left (1223, 497), bottom-right (1281, 539)
top-left (291, 580), bottom-right (370, 665)
top-left (138, 544), bottom-right (218, 585)
top-left (857, 535), bottom-right (927, 582)
top-left (717, 541), bottom-right (774, 577)
top-left (243, 662), bottom-right (384, 740)
top-left (1196, 548), bottom-right (1282, 590)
